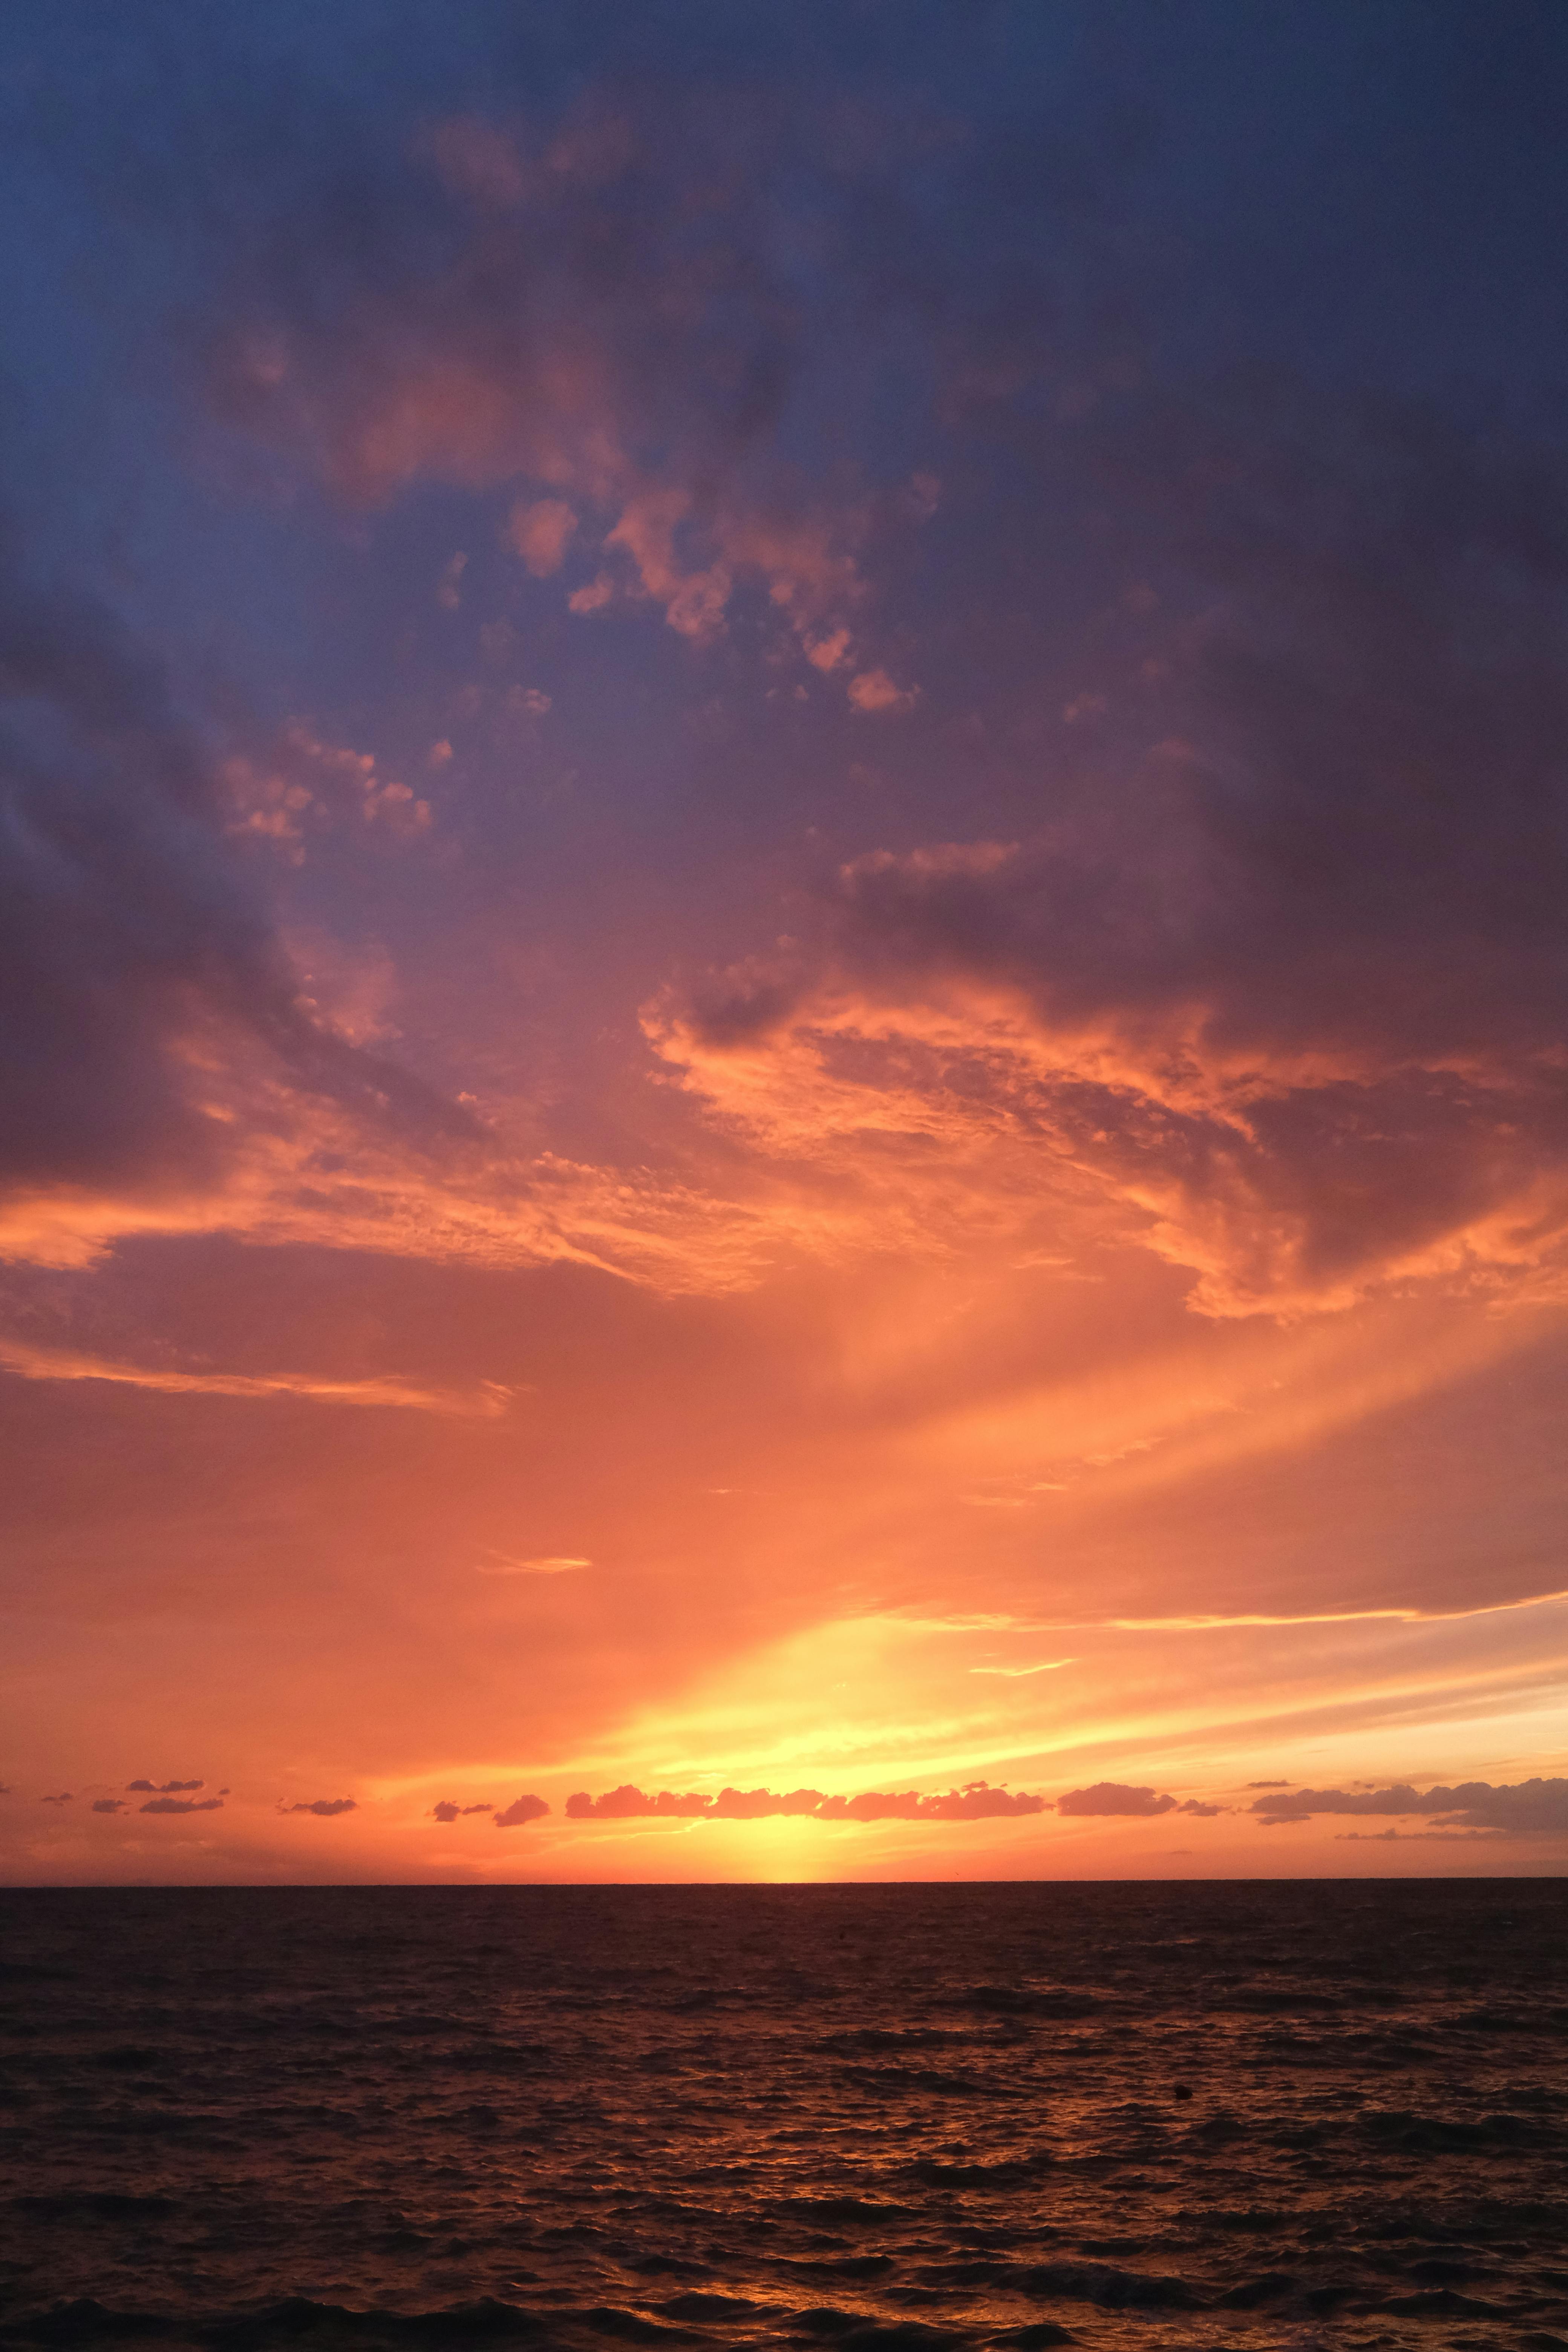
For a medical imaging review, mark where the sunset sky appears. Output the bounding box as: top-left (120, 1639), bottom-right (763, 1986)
top-left (5, 1), bottom-right (1568, 1883)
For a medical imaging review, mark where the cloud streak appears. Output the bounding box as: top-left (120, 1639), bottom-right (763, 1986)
top-left (0, 1338), bottom-right (507, 1417)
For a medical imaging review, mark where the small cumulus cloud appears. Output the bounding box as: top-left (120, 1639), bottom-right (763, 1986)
top-left (225, 723), bottom-right (432, 859)
top-left (848, 668), bottom-right (919, 714)
top-left (436, 551), bottom-right (467, 609)
top-left (507, 498), bottom-right (577, 577)
top-left (280, 1798), bottom-right (357, 1817)
top-left (1056, 1782), bottom-right (1177, 1818)
top-left (493, 1793), bottom-right (550, 1828)
top-left (430, 1800), bottom-right (495, 1821)
top-left (40, 1793), bottom-right (73, 1806)
top-left (127, 1779), bottom-right (204, 1793)
top-left (141, 1796), bottom-right (224, 1815)
top-left (568, 573), bottom-right (616, 615)
top-left (805, 628), bottom-right (852, 673)
top-left (92, 1798), bottom-right (127, 1815)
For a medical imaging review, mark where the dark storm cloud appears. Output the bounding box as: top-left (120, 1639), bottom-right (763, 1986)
top-left (126, 1778), bottom-right (204, 1793)
top-left (675, 391), bottom-right (1568, 1316)
top-left (0, 548), bottom-right (276, 1208)
top-left (280, 1798), bottom-right (357, 1816)
top-left (562, 1781), bottom-right (1044, 1822)
top-left (1055, 1783), bottom-right (1176, 1818)
top-left (1251, 1778), bottom-right (1568, 1833)
top-left (114, 11), bottom-right (1568, 1316)
top-left (140, 1796), bottom-right (224, 1815)
top-left (0, 529), bottom-right (479, 1257)
top-left (194, 83), bottom-right (975, 676)
top-left (493, 1793), bottom-right (550, 1828)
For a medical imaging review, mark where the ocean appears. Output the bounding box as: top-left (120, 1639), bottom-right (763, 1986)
top-left (2, 1882), bottom-right (1565, 2351)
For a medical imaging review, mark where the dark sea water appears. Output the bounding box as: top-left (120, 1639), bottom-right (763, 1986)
top-left (3, 1883), bottom-right (1567, 2352)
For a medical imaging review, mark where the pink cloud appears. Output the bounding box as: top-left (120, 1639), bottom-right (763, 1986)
top-left (507, 497), bottom-right (577, 576)
top-left (848, 668), bottom-right (919, 714)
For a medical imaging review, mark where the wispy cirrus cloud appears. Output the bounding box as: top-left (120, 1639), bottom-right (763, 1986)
top-left (0, 1339), bottom-right (508, 1417)
top-left (476, 1553), bottom-right (591, 1576)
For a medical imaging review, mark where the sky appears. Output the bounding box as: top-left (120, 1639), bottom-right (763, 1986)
top-left (5, 0), bottom-right (1568, 1884)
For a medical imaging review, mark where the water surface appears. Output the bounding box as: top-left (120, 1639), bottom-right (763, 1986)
top-left (3, 1883), bottom-right (1566, 2350)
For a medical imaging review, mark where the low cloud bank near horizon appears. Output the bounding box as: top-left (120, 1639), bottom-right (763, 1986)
top-left (1252, 1778), bottom-right (1568, 1833)
top-left (564, 1781), bottom-right (1046, 1823)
